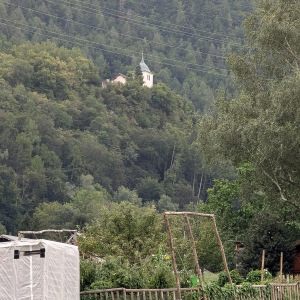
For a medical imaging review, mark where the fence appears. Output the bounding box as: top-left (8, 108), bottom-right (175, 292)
top-left (271, 282), bottom-right (300, 300)
top-left (80, 283), bottom-right (300, 300)
top-left (80, 288), bottom-right (200, 300)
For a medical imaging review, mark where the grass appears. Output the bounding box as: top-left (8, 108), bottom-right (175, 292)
top-left (203, 270), bottom-right (220, 283)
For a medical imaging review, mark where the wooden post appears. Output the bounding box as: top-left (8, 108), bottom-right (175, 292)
top-left (280, 252), bottom-right (283, 283)
top-left (261, 249), bottom-right (265, 282)
top-left (164, 214), bottom-right (181, 300)
top-left (211, 216), bottom-right (233, 286)
top-left (184, 214), bottom-right (207, 300)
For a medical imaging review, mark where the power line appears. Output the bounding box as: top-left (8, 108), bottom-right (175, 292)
top-left (0, 18), bottom-right (230, 77)
top-left (43, 0), bottom-right (248, 49)
top-left (112, 0), bottom-right (249, 22)
top-left (1, 0), bottom-right (230, 60)
top-left (0, 16), bottom-right (231, 73)
top-left (69, 0), bottom-right (246, 40)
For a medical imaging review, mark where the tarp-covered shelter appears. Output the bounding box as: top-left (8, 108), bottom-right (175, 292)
top-left (0, 236), bottom-right (80, 300)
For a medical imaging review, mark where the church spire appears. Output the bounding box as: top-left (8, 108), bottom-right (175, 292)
top-left (139, 52), bottom-right (153, 88)
top-left (139, 53), bottom-right (151, 73)
top-left (141, 51), bottom-right (145, 64)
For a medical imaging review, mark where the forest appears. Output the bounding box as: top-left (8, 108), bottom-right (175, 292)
top-left (0, 0), bottom-right (300, 292)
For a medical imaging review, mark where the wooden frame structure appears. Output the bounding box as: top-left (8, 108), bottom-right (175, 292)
top-left (164, 212), bottom-right (233, 300)
top-left (18, 229), bottom-right (79, 244)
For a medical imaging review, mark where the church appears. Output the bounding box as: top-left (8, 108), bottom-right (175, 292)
top-left (103, 55), bottom-right (153, 88)
top-left (139, 54), bottom-right (153, 88)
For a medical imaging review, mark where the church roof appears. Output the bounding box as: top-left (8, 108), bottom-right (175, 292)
top-left (139, 54), bottom-right (151, 73)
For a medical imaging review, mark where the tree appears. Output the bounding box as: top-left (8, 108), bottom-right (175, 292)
top-left (134, 65), bottom-right (144, 86)
top-left (237, 212), bottom-right (292, 276)
top-left (198, 0), bottom-right (300, 221)
top-left (0, 166), bottom-right (21, 234)
top-left (0, 222), bottom-right (6, 235)
top-left (113, 186), bottom-right (142, 206)
top-left (157, 194), bottom-right (178, 213)
top-left (205, 165), bottom-right (262, 241)
top-left (79, 202), bottom-right (165, 263)
top-left (32, 201), bottom-right (78, 230)
top-left (137, 177), bottom-right (163, 203)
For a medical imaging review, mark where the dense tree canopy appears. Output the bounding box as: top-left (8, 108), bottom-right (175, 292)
top-left (0, 0), bottom-right (252, 112)
top-left (196, 0), bottom-right (300, 275)
top-left (2, 0), bottom-right (300, 289)
top-left (0, 41), bottom-right (218, 235)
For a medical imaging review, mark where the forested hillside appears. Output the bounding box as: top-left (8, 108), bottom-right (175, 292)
top-left (0, 41), bottom-right (213, 234)
top-left (0, 0), bottom-right (248, 235)
top-left (2, 0), bottom-right (300, 291)
top-left (0, 0), bottom-right (252, 112)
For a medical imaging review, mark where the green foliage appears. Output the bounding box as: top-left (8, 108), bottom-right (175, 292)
top-left (137, 177), bottom-right (163, 203)
top-left (205, 281), bottom-right (272, 299)
top-left (205, 174), bottom-right (260, 251)
top-left (194, 1), bottom-right (300, 279)
top-left (0, 0), bottom-right (253, 113)
top-left (79, 202), bottom-right (165, 262)
top-left (218, 270), bottom-right (244, 287)
top-left (0, 166), bottom-right (21, 233)
top-left (142, 250), bottom-right (175, 288)
top-left (0, 41), bottom-right (207, 236)
top-left (157, 194), bottom-right (179, 213)
top-left (165, 215), bottom-right (223, 275)
top-left (0, 222), bottom-right (6, 235)
top-left (81, 251), bottom-right (175, 291)
top-left (90, 258), bottom-right (145, 289)
top-left (80, 259), bottom-right (100, 291)
top-left (238, 213), bottom-right (292, 276)
top-left (32, 202), bottom-right (77, 230)
top-left (246, 269), bottom-right (272, 284)
top-left (198, 0), bottom-right (300, 221)
top-left (205, 282), bottom-right (236, 299)
top-left (113, 186), bottom-right (142, 206)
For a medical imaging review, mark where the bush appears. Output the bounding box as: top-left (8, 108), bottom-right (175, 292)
top-left (90, 257), bottom-right (145, 289)
top-left (144, 254), bottom-right (175, 288)
top-left (0, 223), bottom-right (6, 235)
top-left (246, 269), bottom-right (272, 283)
top-left (218, 270), bottom-right (244, 287)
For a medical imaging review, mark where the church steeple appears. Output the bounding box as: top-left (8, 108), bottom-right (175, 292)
top-left (139, 52), bottom-right (151, 73)
top-left (139, 53), bottom-right (153, 88)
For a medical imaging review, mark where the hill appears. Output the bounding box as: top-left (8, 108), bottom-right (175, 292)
top-left (0, 0), bottom-right (252, 112)
top-left (0, 41), bottom-right (221, 233)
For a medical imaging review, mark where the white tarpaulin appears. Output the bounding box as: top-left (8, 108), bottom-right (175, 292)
top-left (0, 239), bottom-right (80, 300)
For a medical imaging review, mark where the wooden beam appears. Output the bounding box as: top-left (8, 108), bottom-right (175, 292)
top-left (184, 214), bottom-right (207, 300)
top-left (164, 214), bottom-right (182, 300)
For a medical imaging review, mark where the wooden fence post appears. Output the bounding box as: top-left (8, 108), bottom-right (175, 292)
top-left (261, 249), bottom-right (265, 282)
top-left (280, 252), bottom-right (283, 283)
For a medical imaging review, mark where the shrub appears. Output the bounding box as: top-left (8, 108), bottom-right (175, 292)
top-left (218, 270), bottom-right (244, 287)
top-left (90, 257), bottom-right (145, 289)
top-left (246, 269), bottom-right (272, 283)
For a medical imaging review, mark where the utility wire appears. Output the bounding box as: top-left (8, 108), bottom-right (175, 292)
top-left (43, 0), bottom-right (248, 49)
top-left (0, 16), bottom-right (231, 72)
top-left (62, 0), bottom-right (245, 40)
top-left (1, 0), bottom-right (231, 60)
top-left (102, 0), bottom-right (249, 22)
top-left (0, 19), bottom-right (230, 77)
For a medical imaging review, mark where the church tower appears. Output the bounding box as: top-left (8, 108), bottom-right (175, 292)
top-left (139, 54), bottom-right (153, 88)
